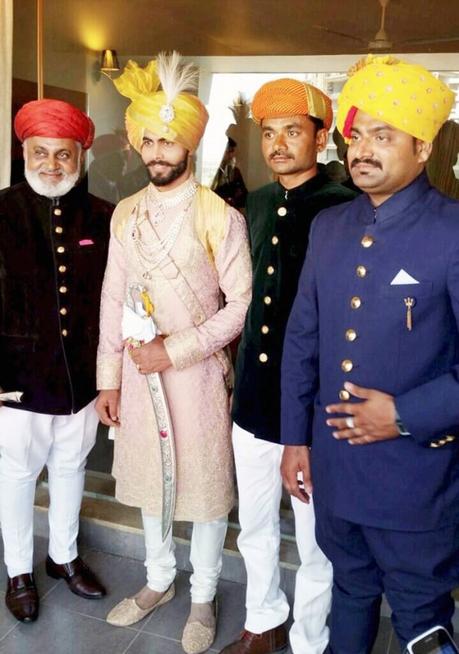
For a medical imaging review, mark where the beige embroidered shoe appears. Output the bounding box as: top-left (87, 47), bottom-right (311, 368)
top-left (106, 583), bottom-right (175, 627)
top-left (181, 598), bottom-right (217, 654)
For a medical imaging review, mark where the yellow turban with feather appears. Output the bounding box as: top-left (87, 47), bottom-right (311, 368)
top-left (337, 55), bottom-right (455, 143)
top-left (114, 53), bottom-right (209, 153)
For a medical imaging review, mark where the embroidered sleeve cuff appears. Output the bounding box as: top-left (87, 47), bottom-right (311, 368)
top-left (97, 355), bottom-right (123, 390)
top-left (164, 328), bottom-right (203, 370)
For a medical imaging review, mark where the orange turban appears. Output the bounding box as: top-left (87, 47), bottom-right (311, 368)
top-left (14, 99), bottom-right (95, 149)
top-left (251, 79), bottom-right (333, 130)
top-left (114, 54), bottom-right (208, 153)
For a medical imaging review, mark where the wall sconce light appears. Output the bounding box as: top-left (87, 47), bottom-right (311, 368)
top-left (100, 49), bottom-right (120, 78)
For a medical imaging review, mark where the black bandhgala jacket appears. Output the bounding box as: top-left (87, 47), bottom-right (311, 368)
top-left (232, 173), bottom-right (357, 443)
top-left (0, 179), bottom-right (113, 414)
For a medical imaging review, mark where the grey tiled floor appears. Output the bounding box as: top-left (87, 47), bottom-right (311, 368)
top-left (0, 536), bottom-right (401, 654)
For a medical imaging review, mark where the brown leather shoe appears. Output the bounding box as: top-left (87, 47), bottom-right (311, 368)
top-left (5, 573), bottom-right (39, 622)
top-left (218, 624), bottom-right (288, 653)
top-left (46, 555), bottom-right (106, 599)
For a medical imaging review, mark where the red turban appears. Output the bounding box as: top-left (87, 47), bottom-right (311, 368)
top-left (14, 99), bottom-right (95, 150)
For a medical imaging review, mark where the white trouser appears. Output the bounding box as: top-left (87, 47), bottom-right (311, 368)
top-left (142, 511), bottom-right (227, 604)
top-left (233, 423), bottom-right (332, 654)
top-left (0, 402), bottom-right (99, 577)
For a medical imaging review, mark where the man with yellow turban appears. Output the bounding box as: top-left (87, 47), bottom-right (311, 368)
top-left (0, 98), bottom-right (111, 623)
top-left (95, 52), bottom-right (251, 654)
top-left (281, 55), bottom-right (458, 652)
top-left (220, 79), bottom-right (356, 654)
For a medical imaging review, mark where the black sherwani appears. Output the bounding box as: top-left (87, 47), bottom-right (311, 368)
top-left (232, 173), bottom-right (356, 443)
top-left (0, 180), bottom-right (113, 414)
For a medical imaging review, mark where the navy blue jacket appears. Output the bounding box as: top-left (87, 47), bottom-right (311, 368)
top-left (281, 173), bottom-right (459, 531)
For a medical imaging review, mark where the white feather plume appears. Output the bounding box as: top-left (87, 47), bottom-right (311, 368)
top-left (156, 51), bottom-right (199, 104)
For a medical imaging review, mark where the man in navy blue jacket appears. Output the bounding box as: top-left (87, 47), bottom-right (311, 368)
top-left (281, 55), bottom-right (458, 653)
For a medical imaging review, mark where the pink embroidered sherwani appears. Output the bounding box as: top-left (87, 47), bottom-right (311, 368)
top-left (97, 180), bottom-right (252, 521)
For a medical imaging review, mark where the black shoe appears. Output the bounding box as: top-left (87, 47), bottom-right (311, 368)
top-left (46, 555), bottom-right (106, 599)
top-left (218, 623), bottom-right (288, 653)
top-left (5, 573), bottom-right (39, 622)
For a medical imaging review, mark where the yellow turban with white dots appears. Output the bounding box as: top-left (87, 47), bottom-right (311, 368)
top-left (337, 55), bottom-right (455, 143)
top-left (114, 55), bottom-right (208, 153)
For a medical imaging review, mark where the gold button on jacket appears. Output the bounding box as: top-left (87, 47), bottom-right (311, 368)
top-left (356, 265), bottom-right (367, 278)
top-left (361, 235), bottom-right (375, 248)
top-left (341, 359), bottom-right (354, 373)
top-left (345, 329), bottom-right (357, 342)
top-left (350, 296), bottom-right (362, 309)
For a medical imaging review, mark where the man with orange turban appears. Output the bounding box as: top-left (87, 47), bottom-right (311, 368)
top-left (96, 52), bottom-right (251, 654)
top-left (281, 55), bottom-right (458, 652)
top-left (220, 79), bottom-right (356, 654)
top-left (0, 98), bottom-right (111, 623)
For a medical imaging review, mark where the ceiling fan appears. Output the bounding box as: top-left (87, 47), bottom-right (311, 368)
top-left (313, 0), bottom-right (459, 52)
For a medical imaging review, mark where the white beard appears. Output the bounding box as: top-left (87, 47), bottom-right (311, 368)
top-left (24, 167), bottom-right (80, 198)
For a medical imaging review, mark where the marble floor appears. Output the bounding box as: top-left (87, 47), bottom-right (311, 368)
top-left (0, 535), bottom-right (406, 654)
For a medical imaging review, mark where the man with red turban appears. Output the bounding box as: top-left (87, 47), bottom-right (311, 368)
top-left (0, 98), bottom-right (111, 623)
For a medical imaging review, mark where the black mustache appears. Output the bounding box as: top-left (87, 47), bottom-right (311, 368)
top-left (350, 157), bottom-right (382, 170)
top-left (147, 159), bottom-right (172, 167)
top-left (270, 151), bottom-right (293, 160)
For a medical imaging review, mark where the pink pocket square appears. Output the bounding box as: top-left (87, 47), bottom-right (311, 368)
top-left (79, 239), bottom-right (94, 246)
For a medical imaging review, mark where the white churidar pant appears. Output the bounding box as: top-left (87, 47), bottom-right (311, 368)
top-left (142, 511), bottom-right (227, 604)
top-left (232, 422), bottom-right (332, 654)
top-left (0, 402), bottom-right (98, 577)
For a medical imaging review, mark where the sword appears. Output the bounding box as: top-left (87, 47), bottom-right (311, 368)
top-left (124, 284), bottom-right (177, 541)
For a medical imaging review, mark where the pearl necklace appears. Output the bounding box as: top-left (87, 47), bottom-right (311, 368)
top-left (148, 179), bottom-right (198, 225)
top-left (132, 196), bottom-right (195, 279)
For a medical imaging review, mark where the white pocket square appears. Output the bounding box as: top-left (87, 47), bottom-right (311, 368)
top-left (390, 269), bottom-right (420, 285)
